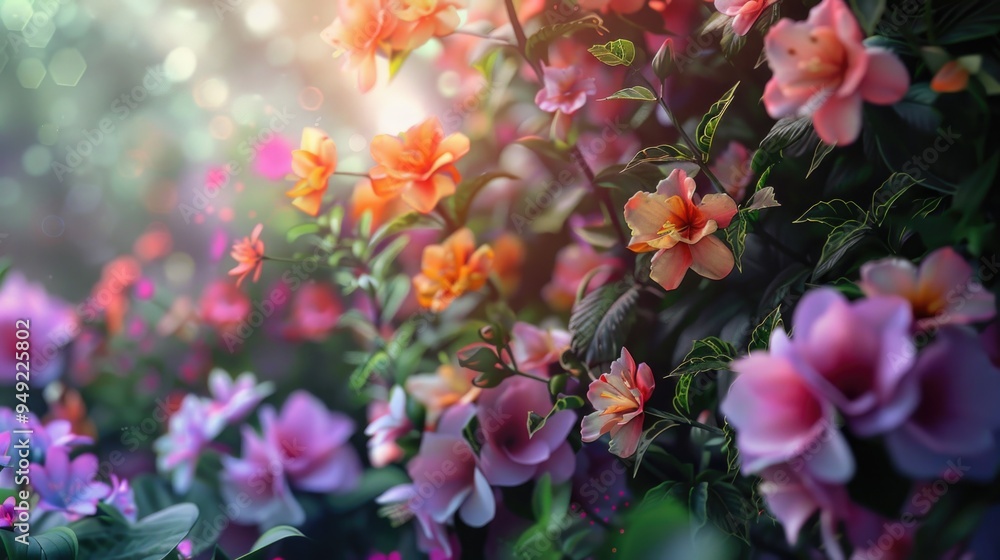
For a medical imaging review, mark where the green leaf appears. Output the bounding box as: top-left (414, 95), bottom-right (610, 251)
top-left (689, 482), bottom-right (710, 531)
top-left (748, 306), bottom-right (782, 351)
top-left (285, 222), bottom-right (320, 243)
top-left (569, 281), bottom-right (640, 365)
top-left (724, 215), bottom-right (749, 273)
top-left (813, 220), bottom-right (871, 279)
top-left (532, 473), bottom-right (553, 521)
top-left (751, 115), bottom-right (813, 173)
top-left (871, 172), bottom-right (919, 226)
top-left (212, 546), bottom-right (234, 560)
top-left (695, 82), bottom-right (740, 157)
top-left (525, 15), bottom-right (608, 65)
top-left (528, 396), bottom-right (585, 437)
top-left (673, 373), bottom-right (693, 416)
top-left (623, 144), bottom-right (695, 171)
top-left (668, 337), bottom-right (736, 377)
top-left (0, 527), bottom-right (79, 560)
top-left (450, 171), bottom-right (518, 225)
top-left (459, 347), bottom-right (511, 388)
top-left (600, 86), bottom-right (656, 102)
top-left (236, 526), bottom-right (306, 560)
top-left (794, 199), bottom-right (868, 229)
top-left (73, 503), bottom-right (199, 560)
top-left (806, 142), bottom-right (836, 178)
top-left (587, 39), bottom-right (635, 66)
top-left (850, 0), bottom-right (886, 35)
top-left (369, 211), bottom-right (443, 247)
top-left (349, 350), bottom-right (391, 391)
top-left (631, 419), bottom-right (677, 476)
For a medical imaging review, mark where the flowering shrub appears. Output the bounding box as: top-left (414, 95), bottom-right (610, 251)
top-left (4, 0), bottom-right (1000, 558)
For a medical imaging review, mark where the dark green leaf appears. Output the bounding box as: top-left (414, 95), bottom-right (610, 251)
top-left (752, 115), bottom-right (813, 173)
top-left (623, 144), bottom-right (695, 171)
top-left (450, 171), bottom-right (518, 225)
top-left (600, 86), bottom-right (656, 102)
top-left (748, 306), bottom-right (782, 351)
top-left (696, 82), bottom-right (740, 156)
top-left (532, 474), bottom-right (553, 521)
top-left (369, 212), bottom-right (443, 247)
top-left (236, 526), bottom-right (305, 560)
top-left (667, 337), bottom-right (736, 377)
top-left (285, 223), bottom-right (320, 243)
top-left (806, 142), bottom-right (836, 178)
top-left (459, 347), bottom-right (512, 388)
top-left (212, 546), bottom-right (234, 560)
top-left (725, 214), bottom-right (749, 272)
top-left (587, 39), bottom-right (635, 66)
top-left (569, 281), bottom-right (640, 365)
top-left (349, 350), bottom-right (391, 391)
top-left (631, 419), bottom-right (678, 476)
top-left (73, 503), bottom-right (199, 560)
top-left (850, 0), bottom-right (886, 35)
top-left (525, 15), bottom-right (608, 64)
top-left (813, 220), bottom-right (871, 279)
top-left (871, 172), bottom-right (919, 225)
top-left (689, 482), bottom-right (709, 531)
top-left (673, 373), bottom-right (693, 416)
top-left (0, 527), bottom-right (79, 560)
top-left (794, 199), bottom-right (868, 228)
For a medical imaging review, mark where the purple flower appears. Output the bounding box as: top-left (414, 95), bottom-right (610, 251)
top-left (365, 386), bottom-right (412, 468)
top-left (0, 496), bottom-right (15, 528)
top-left (885, 327), bottom-right (1000, 481)
top-left (221, 423), bottom-right (305, 530)
top-left (534, 65), bottom-right (596, 115)
top-left (205, 368), bottom-right (273, 434)
top-left (376, 484), bottom-right (457, 558)
top-left (155, 395), bottom-right (214, 494)
top-left (477, 376), bottom-right (576, 486)
top-left (0, 272), bottom-right (78, 386)
top-left (0, 431), bottom-right (12, 489)
top-left (260, 391), bottom-right (362, 493)
top-left (757, 465), bottom-right (851, 560)
top-left (103, 475), bottom-right (138, 523)
top-left (32, 447), bottom-right (110, 519)
top-left (509, 322), bottom-right (571, 377)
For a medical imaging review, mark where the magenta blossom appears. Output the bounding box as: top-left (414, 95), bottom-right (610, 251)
top-left (222, 423), bottom-right (305, 530)
top-left (478, 376), bottom-right (575, 486)
top-left (885, 327), bottom-right (1000, 481)
top-left (860, 247), bottom-right (995, 330)
top-left (0, 496), bottom-right (15, 528)
top-left (205, 368), bottom-right (274, 434)
top-left (260, 391), bottom-right (362, 493)
top-left (581, 348), bottom-right (654, 458)
top-left (509, 322), bottom-right (571, 377)
top-left (762, 0), bottom-right (909, 144)
top-left (714, 0), bottom-right (778, 36)
top-left (33, 447), bottom-right (110, 519)
top-left (534, 65), bottom-right (596, 115)
top-left (0, 271), bottom-right (78, 386)
top-left (757, 465), bottom-right (852, 559)
top-left (365, 385), bottom-right (412, 468)
top-left (252, 134), bottom-right (293, 180)
top-left (104, 475), bottom-right (138, 523)
top-left (154, 395), bottom-right (215, 494)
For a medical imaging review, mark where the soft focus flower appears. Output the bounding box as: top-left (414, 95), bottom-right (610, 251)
top-left (253, 134), bottom-right (294, 180)
top-left (287, 128), bottom-right (337, 216)
top-left (199, 280), bottom-right (251, 334)
top-left (369, 117), bottom-right (470, 213)
top-left (714, 0), bottom-right (778, 36)
top-left (581, 348), bottom-right (655, 458)
top-left (0, 271), bottom-right (78, 386)
top-left (283, 283), bottom-right (342, 341)
top-left (534, 65), bottom-right (597, 115)
top-left (222, 423), bottom-right (306, 530)
top-left (229, 224), bottom-right (265, 286)
top-left (133, 223), bottom-right (174, 262)
top-left (576, 0), bottom-right (643, 14)
top-left (775, 288), bottom-right (917, 436)
top-left (542, 243), bottom-right (622, 311)
top-left (860, 247), bottom-right (995, 330)
top-left (762, 0), bottom-right (910, 144)
top-left (205, 369), bottom-right (274, 434)
top-left (709, 141), bottom-right (753, 202)
top-left (624, 168), bottom-right (738, 291)
top-left (351, 179), bottom-right (406, 230)
top-left (885, 327), bottom-right (1000, 481)
top-left (365, 386), bottom-right (412, 468)
top-left (405, 363), bottom-right (481, 427)
top-left (378, 482), bottom-right (457, 557)
top-left (931, 60), bottom-right (970, 93)
top-left (0, 432), bottom-right (11, 488)
top-left (103, 475), bottom-right (138, 523)
top-left (757, 465), bottom-right (851, 558)
top-left (509, 322), bottom-right (570, 376)
top-left (491, 232), bottom-right (525, 296)
top-left (412, 228), bottom-right (493, 311)
top-left (89, 256), bottom-right (141, 335)
top-left (33, 447), bottom-right (110, 519)
top-left (260, 391), bottom-right (362, 492)
top-left (0, 497), bottom-right (15, 528)
top-left (155, 395), bottom-right (215, 494)
top-left (321, 0), bottom-right (399, 92)
top-left (390, 0), bottom-right (466, 51)
top-left (478, 376), bottom-right (576, 486)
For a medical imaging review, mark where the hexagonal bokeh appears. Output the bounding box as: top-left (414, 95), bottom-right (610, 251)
top-left (23, 14), bottom-right (56, 48)
top-left (17, 57), bottom-right (45, 89)
top-left (0, 0), bottom-right (32, 32)
top-left (49, 48), bottom-right (86, 86)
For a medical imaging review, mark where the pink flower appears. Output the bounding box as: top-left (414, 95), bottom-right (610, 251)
top-left (509, 322), bottom-right (571, 376)
top-left (624, 168), bottom-right (738, 291)
top-left (542, 242), bottom-right (622, 311)
top-left (405, 362), bottom-right (481, 428)
top-left (229, 223), bottom-right (265, 286)
top-left (721, 349), bottom-right (854, 482)
top-left (757, 465), bottom-right (852, 559)
top-left (762, 0), bottom-right (910, 145)
top-left (477, 376), bottom-right (576, 486)
top-left (534, 65), bottom-right (596, 115)
top-left (33, 447), bottom-right (110, 519)
top-left (198, 280), bottom-right (251, 334)
top-left (283, 283), bottom-right (342, 341)
top-left (0, 497), bottom-right (15, 528)
top-left (365, 386), bottom-right (412, 468)
top-left (884, 327), bottom-right (1000, 481)
top-left (221, 423), bottom-right (306, 530)
top-left (709, 141), bottom-right (753, 202)
top-left (714, 0), bottom-right (779, 36)
top-left (155, 395), bottom-right (215, 494)
top-left (251, 134), bottom-right (293, 181)
top-left (581, 348), bottom-right (654, 458)
top-left (860, 247), bottom-right (995, 330)
top-left (0, 271), bottom-right (78, 386)
top-left (205, 368), bottom-right (274, 433)
top-left (260, 391), bottom-right (362, 493)
top-left (103, 475), bottom-right (138, 523)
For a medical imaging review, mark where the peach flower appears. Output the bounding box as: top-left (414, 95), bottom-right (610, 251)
top-left (321, 0), bottom-right (399, 92)
top-left (412, 228), bottom-right (493, 311)
top-left (405, 363), bottom-right (481, 428)
top-left (714, 0), bottom-right (778, 36)
top-left (534, 65), bottom-right (596, 115)
top-left (623, 168), bottom-right (738, 291)
top-left (350, 180), bottom-right (406, 230)
top-left (369, 117), bottom-right (470, 213)
top-left (286, 128), bottom-right (337, 217)
top-left (762, 0), bottom-right (909, 145)
top-left (229, 224), bottom-right (265, 286)
top-left (390, 0), bottom-right (466, 51)
top-left (580, 348), bottom-right (654, 458)
top-left (931, 60), bottom-right (969, 93)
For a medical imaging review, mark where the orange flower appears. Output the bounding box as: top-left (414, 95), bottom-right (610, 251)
top-left (491, 232), bottom-right (525, 296)
top-left (350, 179), bottom-right (405, 229)
top-left (931, 60), bottom-right (970, 93)
top-left (404, 362), bottom-right (481, 428)
top-left (320, 0), bottom-right (399, 92)
top-left (413, 227), bottom-right (493, 311)
top-left (369, 117), bottom-right (470, 214)
top-left (286, 128), bottom-right (337, 216)
top-left (229, 224), bottom-right (265, 286)
top-left (624, 168), bottom-right (738, 291)
top-left (389, 0), bottom-right (466, 51)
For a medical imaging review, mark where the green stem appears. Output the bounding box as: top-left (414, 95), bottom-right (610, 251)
top-left (334, 171), bottom-right (370, 178)
top-left (646, 408), bottom-right (725, 436)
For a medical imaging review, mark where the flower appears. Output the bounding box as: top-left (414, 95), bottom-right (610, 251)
top-left (576, 0), bottom-right (643, 14)
top-left (320, 0), bottom-right (399, 92)
top-left (365, 386), bottom-right (412, 468)
top-left (477, 376), bottom-right (576, 486)
top-left (709, 141), bottom-right (753, 202)
top-left (534, 65), bottom-right (597, 115)
top-left (351, 179), bottom-right (406, 230)
top-left (221, 424), bottom-right (306, 530)
top-left (581, 348), bottom-right (655, 458)
top-left (412, 228), bottom-right (493, 311)
top-left (405, 362), bottom-right (481, 427)
top-left (377, 483), bottom-right (456, 558)
top-left (623, 168), bottom-right (738, 291)
top-left (931, 60), bottom-right (969, 93)
top-left (205, 368), bottom-right (274, 434)
top-left (542, 242), bottom-right (622, 311)
top-left (229, 224), bottom-right (265, 286)
top-left (860, 247), bottom-right (995, 330)
top-left (714, 0), bottom-right (779, 36)
top-left (286, 128), bottom-right (337, 216)
top-left (283, 282), bottom-right (343, 341)
top-left (369, 117), bottom-right (470, 213)
top-left (260, 391), bottom-right (362, 492)
top-left (390, 0), bottom-right (466, 51)
top-left (884, 327), bottom-right (1000, 481)
top-left (509, 322), bottom-right (571, 377)
top-left (252, 134), bottom-right (293, 181)
top-left (33, 447), bottom-right (110, 519)
top-left (198, 280), bottom-right (251, 334)
top-left (154, 395), bottom-right (215, 494)
top-left (0, 497), bottom-right (15, 528)
top-left (103, 475), bottom-right (138, 523)
top-left (491, 232), bottom-right (525, 297)
top-left (89, 256), bottom-right (141, 335)
top-left (762, 0), bottom-right (910, 145)
top-left (757, 465), bottom-right (852, 558)
top-left (0, 271), bottom-right (78, 386)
